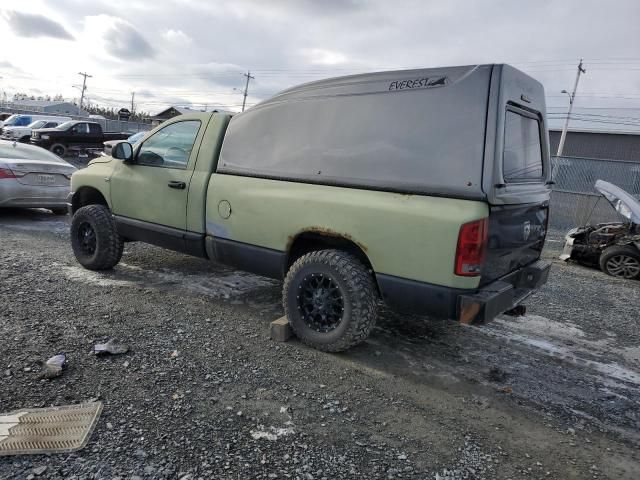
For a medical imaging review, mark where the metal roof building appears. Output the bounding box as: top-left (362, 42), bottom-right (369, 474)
top-left (549, 128), bottom-right (640, 162)
top-left (150, 106), bottom-right (194, 125)
top-left (7, 100), bottom-right (87, 116)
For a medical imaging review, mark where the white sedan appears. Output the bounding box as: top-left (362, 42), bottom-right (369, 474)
top-left (0, 140), bottom-right (76, 215)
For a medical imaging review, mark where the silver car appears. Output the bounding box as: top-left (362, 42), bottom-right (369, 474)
top-left (0, 140), bottom-right (76, 214)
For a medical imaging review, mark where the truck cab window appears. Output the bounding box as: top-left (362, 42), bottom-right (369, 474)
top-left (71, 123), bottom-right (88, 134)
top-left (136, 120), bottom-right (201, 169)
top-left (89, 123), bottom-right (101, 133)
top-left (503, 110), bottom-right (543, 181)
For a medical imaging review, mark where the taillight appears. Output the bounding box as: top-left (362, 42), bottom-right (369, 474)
top-left (0, 168), bottom-right (17, 179)
top-left (455, 218), bottom-right (488, 276)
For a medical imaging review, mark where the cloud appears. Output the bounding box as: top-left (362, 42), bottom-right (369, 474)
top-left (2, 0), bottom-right (640, 121)
top-left (104, 20), bottom-right (155, 60)
top-left (163, 29), bottom-right (192, 46)
top-left (3, 10), bottom-right (74, 40)
top-left (300, 48), bottom-right (349, 66)
top-left (84, 15), bottom-right (154, 61)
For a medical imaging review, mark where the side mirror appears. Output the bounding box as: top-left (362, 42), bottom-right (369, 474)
top-left (112, 142), bottom-right (134, 162)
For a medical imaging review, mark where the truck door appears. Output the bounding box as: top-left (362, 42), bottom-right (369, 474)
top-left (109, 119), bottom-right (202, 231)
top-left (69, 122), bottom-right (89, 148)
top-left (88, 122), bottom-right (103, 146)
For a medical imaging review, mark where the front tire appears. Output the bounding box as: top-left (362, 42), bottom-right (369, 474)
top-left (283, 249), bottom-right (378, 352)
top-left (50, 143), bottom-right (67, 157)
top-left (599, 245), bottom-right (640, 279)
top-left (70, 205), bottom-right (124, 270)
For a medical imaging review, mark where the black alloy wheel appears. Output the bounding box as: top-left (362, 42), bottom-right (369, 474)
top-left (77, 221), bottom-right (97, 256)
top-left (297, 273), bottom-right (345, 333)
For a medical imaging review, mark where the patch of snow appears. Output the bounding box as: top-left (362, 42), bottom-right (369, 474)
top-left (250, 425), bottom-right (295, 441)
top-left (59, 265), bottom-right (135, 287)
top-left (484, 315), bottom-right (640, 389)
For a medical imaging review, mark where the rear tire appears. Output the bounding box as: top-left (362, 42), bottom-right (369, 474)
top-left (283, 249), bottom-right (378, 352)
top-left (50, 143), bottom-right (67, 157)
top-left (70, 205), bottom-right (123, 270)
top-left (599, 245), bottom-right (640, 279)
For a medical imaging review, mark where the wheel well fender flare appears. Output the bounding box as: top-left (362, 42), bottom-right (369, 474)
top-left (285, 230), bottom-right (379, 293)
top-left (72, 186), bottom-right (109, 214)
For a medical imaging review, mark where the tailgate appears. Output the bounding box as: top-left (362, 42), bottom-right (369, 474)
top-left (481, 202), bottom-right (548, 285)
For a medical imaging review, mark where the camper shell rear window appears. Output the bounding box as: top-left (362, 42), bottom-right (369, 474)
top-left (502, 107), bottom-right (543, 182)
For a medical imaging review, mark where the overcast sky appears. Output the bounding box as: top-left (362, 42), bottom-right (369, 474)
top-left (1, 0), bottom-right (640, 131)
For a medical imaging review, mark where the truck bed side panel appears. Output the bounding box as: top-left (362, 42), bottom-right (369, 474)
top-left (206, 175), bottom-right (487, 290)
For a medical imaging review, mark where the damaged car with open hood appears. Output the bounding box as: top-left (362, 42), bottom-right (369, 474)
top-left (560, 180), bottom-right (640, 279)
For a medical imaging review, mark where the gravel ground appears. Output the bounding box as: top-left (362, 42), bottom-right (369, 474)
top-left (1, 210), bottom-right (639, 480)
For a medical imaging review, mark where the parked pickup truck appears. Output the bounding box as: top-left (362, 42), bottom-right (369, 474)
top-left (1, 118), bottom-right (67, 143)
top-left (31, 120), bottom-right (129, 157)
top-left (69, 64), bottom-right (552, 352)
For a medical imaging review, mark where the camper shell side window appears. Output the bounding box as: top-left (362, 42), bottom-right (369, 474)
top-left (502, 106), bottom-right (544, 183)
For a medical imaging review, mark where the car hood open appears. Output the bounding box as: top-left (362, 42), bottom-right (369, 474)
top-left (595, 180), bottom-right (640, 224)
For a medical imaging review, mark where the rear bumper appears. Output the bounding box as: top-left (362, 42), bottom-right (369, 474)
top-left (0, 182), bottom-right (70, 208)
top-left (457, 260), bottom-right (551, 324)
top-left (377, 260), bottom-right (551, 323)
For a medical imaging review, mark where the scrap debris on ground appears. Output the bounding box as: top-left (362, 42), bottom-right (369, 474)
top-left (39, 354), bottom-right (66, 380)
top-left (94, 340), bottom-right (129, 356)
top-left (0, 210), bottom-right (639, 479)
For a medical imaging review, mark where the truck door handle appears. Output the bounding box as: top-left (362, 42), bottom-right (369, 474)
top-left (168, 181), bottom-right (186, 189)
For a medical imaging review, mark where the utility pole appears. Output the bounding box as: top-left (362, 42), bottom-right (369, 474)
top-left (241, 70), bottom-right (255, 112)
top-left (77, 71), bottom-right (92, 111)
top-left (556, 59), bottom-right (586, 157)
top-left (131, 91), bottom-right (135, 115)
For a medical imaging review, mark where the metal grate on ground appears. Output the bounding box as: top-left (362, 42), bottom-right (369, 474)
top-left (0, 402), bottom-right (103, 456)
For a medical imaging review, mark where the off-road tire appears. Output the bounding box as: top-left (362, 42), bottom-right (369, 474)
top-left (50, 143), bottom-right (67, 157)
top-left (70, 205), bottom-right (124, 270)
top-left (19, 136), bottom-right (30, 143)
top-left (599, 245), bottom-right (640, 279)
top-left (50, 208), bottom-right (68, 216)
top-left (283, 249), bottom-right (378, 352)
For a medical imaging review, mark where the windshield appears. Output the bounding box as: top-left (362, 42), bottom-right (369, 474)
top-left (28, 120), bottom-right (48, 129)
top-left (127, 131), bottom-right (145, 144)
top-left (55, 121), bottom-right (76, 130)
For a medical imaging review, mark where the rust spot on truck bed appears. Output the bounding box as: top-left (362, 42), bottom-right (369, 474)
top-left (288, 227), bottom-right (369, 253)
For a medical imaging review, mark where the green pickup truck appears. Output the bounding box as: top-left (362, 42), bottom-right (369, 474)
top-left (69, 64), bottom-right (551, 352)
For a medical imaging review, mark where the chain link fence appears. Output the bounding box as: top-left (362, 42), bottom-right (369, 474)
top-left (0, 105), bottom-right (151, 133)
top-left (550, 156), bottom-right (640, 230)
